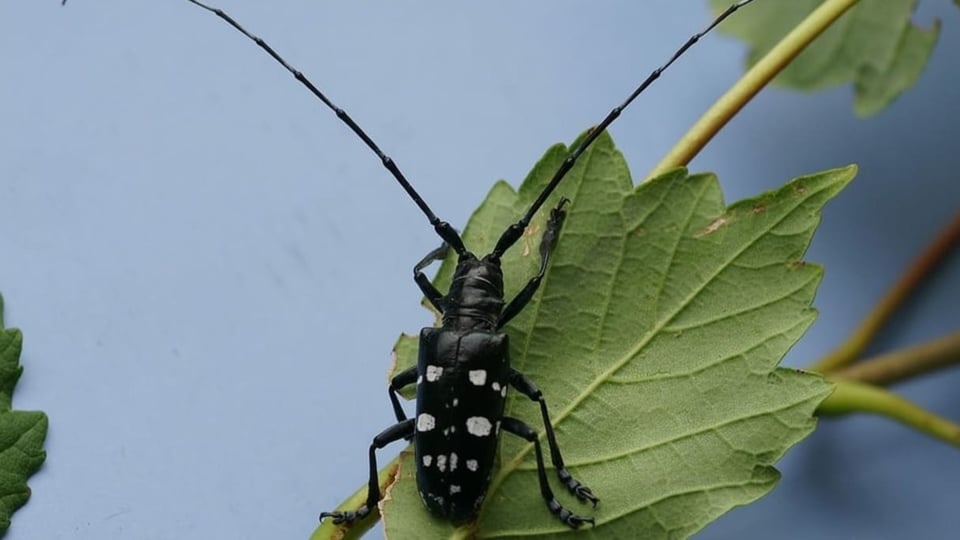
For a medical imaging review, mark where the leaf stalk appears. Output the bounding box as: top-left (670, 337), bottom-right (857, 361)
top-left (818, 379), bottom-right (960, 448)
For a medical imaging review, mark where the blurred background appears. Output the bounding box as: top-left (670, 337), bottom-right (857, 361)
top-left (1, 1), bottom-right (958, 538)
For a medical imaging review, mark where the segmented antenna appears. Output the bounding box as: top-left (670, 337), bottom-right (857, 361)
top-left (185, 0), bottom-right (470, 254)
top-left (186, 0), bottom-right (755, 257)
top-left (492, 0), bottom-right (755, 256)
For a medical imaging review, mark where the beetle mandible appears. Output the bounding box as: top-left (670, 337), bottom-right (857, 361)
top-left (186, 0), bottom-right (756, 528)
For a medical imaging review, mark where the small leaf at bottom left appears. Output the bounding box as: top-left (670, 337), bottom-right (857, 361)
top-left (0, 294), bottom-right (48, 532)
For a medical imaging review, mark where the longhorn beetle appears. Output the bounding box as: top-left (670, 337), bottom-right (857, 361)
top-left (187, 0), bottom-right (756, 529)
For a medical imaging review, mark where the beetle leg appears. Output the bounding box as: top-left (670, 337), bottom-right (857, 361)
top-left (509, 369), bottom-right (598, 506)
top-left (498, 198), bottom-right (568, 328)
top-left (388, 366), bottom-right (417, 423)
top-left (500, 416), bottom-right (595, 528)
top-left (413, 243), bottom-right (449, 312)
top-left (319, 419), bottom-right (415, 524)
top-left (388, 366), bottom-right (418, 440)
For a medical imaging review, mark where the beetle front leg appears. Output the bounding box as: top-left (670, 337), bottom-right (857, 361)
top-left (500, 416), bottom-right (595, 528)
top-left (319, 419), bottom-right (415, 524)
top-left (413, 243), bottom-right (449, 313)
top-left (509, 369), bottom-right (598, 506)
top-left (498, 198), bottom-right (568, 328)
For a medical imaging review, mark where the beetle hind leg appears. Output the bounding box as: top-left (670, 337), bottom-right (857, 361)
top-left (509, 369), bottom-right (598, 506)
top-left (319, 419), bottom-right (415, 524)
top-left (501, 416), bottom-right (595, 528)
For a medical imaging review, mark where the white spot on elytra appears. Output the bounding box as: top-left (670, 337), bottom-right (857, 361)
top-left (500, 386), bottom-right (507, 398)
top-left (466, 416), bottom-right (493, 437)
top-left (452, 398), bottom-right (459, 407)
top-left (417, 413), bottom-right (436, 432)
top-left (491, 381), bottom-right (501, 391)
top-left (450, 453), bottom-right (458, 471)
top-left (437, 454), bottom-right (447, 472)
top-left (450, 484), bottom-right (461, 494)
top-left (466, 459), bottom-right (478, 472)
top-left (417, 375), bottom-right (423, 385)
top-left (425, 365), bottom-right (443, 382)
top-left (422, 455), bottom-right (433, 467)
top-left (468, 369), bottom-right (487, 386)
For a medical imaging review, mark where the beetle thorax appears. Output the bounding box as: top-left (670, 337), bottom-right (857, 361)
top-left (442, 253), bottom-right (504, 330)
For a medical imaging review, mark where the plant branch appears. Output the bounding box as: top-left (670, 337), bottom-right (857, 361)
top-left (813, 209), bottom-right (960, 372)
top-left (648, 0), bottom-right (860, 178)
top-left (818, 379), bottom-right (960, 448)
top-left (830, 330), bottom-right (960, 386)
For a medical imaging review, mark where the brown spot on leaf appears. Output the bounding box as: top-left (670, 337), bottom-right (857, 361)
top-left (521, 223), bottom-right (540, 257)
top-left (699, 216), bottom-right (728, 236)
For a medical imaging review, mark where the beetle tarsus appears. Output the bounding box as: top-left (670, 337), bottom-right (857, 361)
top-left (558, 468), bottom-right (599, 506)
top-left (548, 498), bottom-right (595, 528)
top-left (319, 505), bottom-right (371, 524)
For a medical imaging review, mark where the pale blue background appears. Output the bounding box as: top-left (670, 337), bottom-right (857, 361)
top-left (1, 1), bottom-right (958, 539)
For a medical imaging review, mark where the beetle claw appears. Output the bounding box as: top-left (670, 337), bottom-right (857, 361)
top-left (558, 469), bottom-right (599, 506)
top-left (549, 498), bottom-right (595, 529)
top-left (576, 485), bottom-right (599, 507)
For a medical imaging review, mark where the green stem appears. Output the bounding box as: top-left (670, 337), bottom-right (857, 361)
top-left (818, 379), bottom-right (960, 448)
top-left (831, 330), bottom-right (960, 386)
top-left (813, 210), bottom-right (960, 372)
top-left (647, 0), bottom-right (860, 178)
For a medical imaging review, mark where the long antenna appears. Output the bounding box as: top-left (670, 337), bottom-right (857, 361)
top-left (185, 0), bottom-right (756, 257)
top-left (185, 0), bottom-right (467, 254)
top-left (491, 0), bottom-right (756, 257)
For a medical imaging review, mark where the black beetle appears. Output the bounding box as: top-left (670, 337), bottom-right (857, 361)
top-left (185, 0), bottom-right (756, 528)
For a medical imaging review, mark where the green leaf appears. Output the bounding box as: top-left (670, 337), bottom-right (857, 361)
top-left (711, 0), bottom-right (940, 117)
top-left (377, 133), bottom-right (853, 539)
top-left (0, 294), bottom-right (48, 533)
